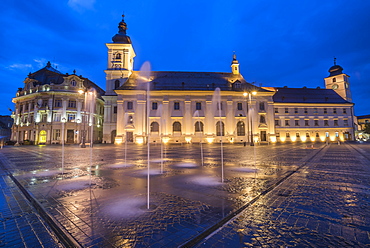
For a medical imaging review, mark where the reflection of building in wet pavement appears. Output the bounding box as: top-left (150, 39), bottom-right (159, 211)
top-left (0, 142), bottom-right (369, 246)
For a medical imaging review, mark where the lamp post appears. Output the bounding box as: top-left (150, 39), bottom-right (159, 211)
top-left (78, 89), bottom-right (86, 148)
top-left (243, 91), bottom-right (257, 146)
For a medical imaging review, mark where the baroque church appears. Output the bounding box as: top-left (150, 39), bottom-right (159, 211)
top-left (102, 16), bottom-right (355, 145)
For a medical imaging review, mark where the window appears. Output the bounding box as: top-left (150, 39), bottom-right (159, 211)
top-left (316, 133), bottom-right (320, 137)
top-left (152, 102), bottom-right (157, 110)
top-left (128, 115), bottom-right (133, 124)
top-left (305, 120), bottom-right (309, 126)
top-left (150, 122), bottom-right (159, 132)
top-left (127, 101), bottom-right (133, 110)
top-left (68, 100), bottom-right (76, 108)
top-left (54, 99), bottom-right (62, 108)
top-left (53, 114), bottom-right (61, 122)
top-left (174, 102), bottom-right (180, 110)
top-left (236, 121), bottom-right (245, 136)
top-left (285, 119), bottom-right (290, 126)
top-left (276, 133), bottom-right (280, 138)
top-left (173, 121), bottom-right (181, 132)
top-left (113, 106), bottom-right (117, 114)
top-left (53, 129), bottom-right (61, 140)
top-left (294, 108), bottom-right (298, 114)
top-left (334, 120), bottom-right (338, 126)
top-left (333, 108), bottom-right (337, 114)
top-left (195, 121), bottom-right (204, 132)
top-left (114, 52), bottom-right (121, 60)
top-left (275, 108), bottom-right (279, 113)
top-left (324, 119), bottom-right (329, 126)
top-left (275, 119), bottom-right (280, 126)
top-left (260, 115), bottom-right (266, 124)
top-left (216, 121), bottom-right (224, 136)
top-left (286, 133), bottom-right (290, 138)
top-left (324, 108), bottom-right (327, 114)
top-left (343, 108), bottom-right (347, 114)
top-left (71, 80), bottom-right (77, 86)
top-left (259, 102), bottom-right (265, 111)
top-left (216, 102), bottom-right (222, 110)
top-left (68, 114), bottom-right (76, 122)
top-left (196, 102), bottom-right (202, 110)
top-left (295, 120), bottom-right (299, 126)
top-left (344, 119), bottom-right (348, 126)
top-left (314, 108), bottom-right (318, 114)
top-left (333, 78), bottom-right (336, 82)
top-left (42, 114), bottom-right (47, 122)
top-left (296, 133), bottom-right (300, 137)
top-left (314, 120), bottom-right (319, 126)
top-left (237, 102), bottom-right (242, 110)
top-left (285, 108), bottom-right (289, 113)
top-left (304, 108), bottom-right (308, 114)
top-left (306, 133), bottom-right (310, 138)
top-left (114, 80), bottom-right (120, 89)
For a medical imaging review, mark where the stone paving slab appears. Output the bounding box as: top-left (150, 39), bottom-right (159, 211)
top-left (0, 142), bottom-right (370, 247)
top-left (0, 163), bottom-right (61, 247)
top-left (195, 144), bottom-right (370, 247)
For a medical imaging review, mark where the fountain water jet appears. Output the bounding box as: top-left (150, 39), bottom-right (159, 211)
top-left (194, 110), bottom-right (204, 166)
top-left (139, 61), bottom-right (152, 209)
top-left (212, 88), bottom-right (224, 183)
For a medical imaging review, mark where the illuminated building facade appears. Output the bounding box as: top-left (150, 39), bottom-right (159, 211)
top-left (103, 16), bottom-right (355, 144)
top-left (12, 62), bottom-right (105, 145)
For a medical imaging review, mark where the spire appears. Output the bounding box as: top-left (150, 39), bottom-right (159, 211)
top-left (231, 52), bottom-right (240, 75)
top-left (334, 57), bottom-right (337, 66)
top-left (231, 52), bottom-right (239, 64)
top-left (118, 14), bottom-right (127, 34)
top-left (112, 14), bottom-right (132, 44)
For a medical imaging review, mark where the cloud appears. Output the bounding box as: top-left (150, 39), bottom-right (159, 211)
top-left (68, 0), bottom-right (96, 11)
top-left (7, 63), bottom-right (32, 70)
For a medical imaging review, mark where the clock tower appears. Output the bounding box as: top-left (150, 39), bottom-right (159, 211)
top-left (324, 58), bottom-right (352, 102)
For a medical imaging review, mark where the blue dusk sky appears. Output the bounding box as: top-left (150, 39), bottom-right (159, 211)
top-left (1, 0), bottom-right (370, 116)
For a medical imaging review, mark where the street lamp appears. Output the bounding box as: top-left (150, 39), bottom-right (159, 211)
top-left (78, 89), bottom-right (86, 148)
top-left (243, 91), bottom-right (257, 146)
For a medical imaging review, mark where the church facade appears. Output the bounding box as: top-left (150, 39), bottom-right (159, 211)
top-left (102, 16), bottom-right (355, 144)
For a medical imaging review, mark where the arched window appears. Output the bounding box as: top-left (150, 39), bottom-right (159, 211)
top-left (216, 121), bottom-right (224, 136)
top-left (333, 78), bottom-right (336, 82)
top-left (114, 80), bottom-right (120, 89)
top-left (173, 121), bottom-right (181, 132)
top-left (114, 52), bottom-right (121, 60)
top-left (237, 121), bottom-right (245, 136)
top-left (150, 122), bottom-right (159, 132)
top-left (194, 121), bottom-right (204, 132)
top-left (71, 80), bottom-right (77, 86)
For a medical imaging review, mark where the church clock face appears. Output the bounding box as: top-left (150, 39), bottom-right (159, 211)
top-left (332, 84), bottom-right (339, 90)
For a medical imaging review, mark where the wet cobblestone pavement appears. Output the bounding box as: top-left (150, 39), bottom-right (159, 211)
top-left (0, 162), bottom-right (61, 247)
top-left (0, 142), bottom-right (369, 247)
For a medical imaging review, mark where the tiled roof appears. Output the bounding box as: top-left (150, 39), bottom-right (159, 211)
top-left (273, 87), bottom-right (350, 104)
top-left (117, 71), bottom-right (270, 92)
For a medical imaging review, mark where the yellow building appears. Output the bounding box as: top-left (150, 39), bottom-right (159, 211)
top-left (12, 62), bottom-right (105, 145)
top-left (103, 16), bottom-right (355, 144)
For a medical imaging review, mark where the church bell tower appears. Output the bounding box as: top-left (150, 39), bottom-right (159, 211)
top-left (104, 15), bottom-right (136, 95)
top-left (324, 58), bottom-right (352, 102)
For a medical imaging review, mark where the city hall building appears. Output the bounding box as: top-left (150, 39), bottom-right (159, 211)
top-left (102, 16), bottom-right (355, 144)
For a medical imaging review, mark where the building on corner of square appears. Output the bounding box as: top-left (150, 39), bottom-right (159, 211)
top-left (11, 62), bottom-right (105, 145)
top-left (102, 16), bottom-right (356, 144)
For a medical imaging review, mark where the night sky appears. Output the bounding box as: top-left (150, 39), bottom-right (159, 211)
top-left (2, 0), bottom-right (370, 116)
